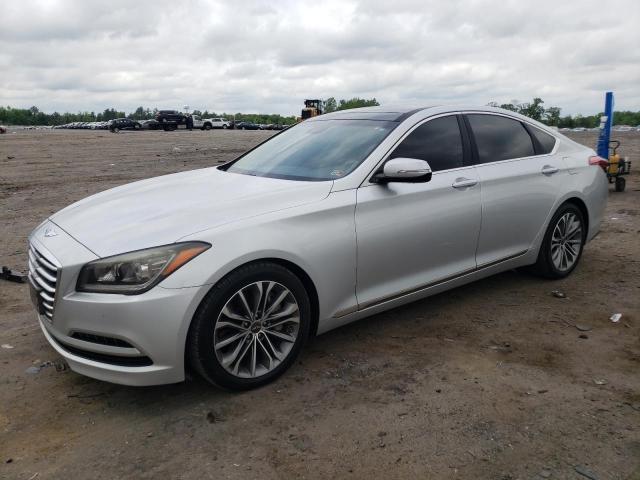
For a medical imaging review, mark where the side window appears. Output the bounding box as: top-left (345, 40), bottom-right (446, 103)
top-left (467, 114), bottom-right (535, 163)
top-left (529, 126), bottom-right (557, 154)
top-left (390, 115), bottom-right (463, 172)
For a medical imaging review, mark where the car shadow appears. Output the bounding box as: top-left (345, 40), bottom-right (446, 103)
top-left (58, 267), bottom-right (545, 416)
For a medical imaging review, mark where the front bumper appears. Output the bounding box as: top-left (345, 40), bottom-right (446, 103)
top-left (29, 221), bottom-right (208, 386)
top-left (36, 284), bottom-right (205, 386)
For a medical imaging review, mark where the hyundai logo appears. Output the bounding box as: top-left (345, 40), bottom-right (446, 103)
top-left (44, 226), bottom-right (58, 238)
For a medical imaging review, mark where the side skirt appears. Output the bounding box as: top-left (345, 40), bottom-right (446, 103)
top-left (319, 250), bottom-right (529, 335)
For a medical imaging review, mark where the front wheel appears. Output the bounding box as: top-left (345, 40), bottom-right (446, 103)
top-left (188, 262), bottom-right (311, 390)
top-left (530, 203), bottom-right (586, 279)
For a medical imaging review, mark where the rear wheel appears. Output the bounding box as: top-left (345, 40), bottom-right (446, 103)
top-left (530, 203), bottom-right (586, 279)
top-left (188, 262), bottom-right (310, 390)
top-left (204, 124), bottom-right (212, 131)
top-left (615, 176), bottom-right (626, 192)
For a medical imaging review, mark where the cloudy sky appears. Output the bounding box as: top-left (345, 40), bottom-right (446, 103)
top-left (1, 0), bottom-right (639, 116)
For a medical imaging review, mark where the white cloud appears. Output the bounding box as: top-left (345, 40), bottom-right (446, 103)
top-left (1, 0), bottom-right (639, 115)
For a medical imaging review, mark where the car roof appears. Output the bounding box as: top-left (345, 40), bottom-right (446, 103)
top-left (312, 105), bottom-right (555, 131)
top-left (314, 106), bottom-right (432, 122)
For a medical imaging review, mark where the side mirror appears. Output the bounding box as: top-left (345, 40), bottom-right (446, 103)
top-left (372, 158), bottom-right (432, 183)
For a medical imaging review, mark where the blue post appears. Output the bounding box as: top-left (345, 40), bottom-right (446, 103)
top-left (596, 91), bottom-right (614, 159)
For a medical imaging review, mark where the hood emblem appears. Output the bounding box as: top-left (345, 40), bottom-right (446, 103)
top-left (44, 226), bottom-right (58, 238)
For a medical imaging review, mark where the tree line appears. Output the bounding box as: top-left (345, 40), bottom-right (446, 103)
top-left (1, 98), bottom-right (639, 128)
top-left (487, 98), bottom-right (640, 128)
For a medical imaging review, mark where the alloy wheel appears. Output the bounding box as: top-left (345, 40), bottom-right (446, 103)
top-left (213, 281), bottom-right (300, 378)
top-left (550, 212), bottom-right (583, 272)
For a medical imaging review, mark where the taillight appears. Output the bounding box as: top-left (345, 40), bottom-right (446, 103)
top-left (589, 155), bottom-right (608, 172)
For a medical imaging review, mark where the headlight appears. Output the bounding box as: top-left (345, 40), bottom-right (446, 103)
top-left (76, 242), bottom-right (210, 294)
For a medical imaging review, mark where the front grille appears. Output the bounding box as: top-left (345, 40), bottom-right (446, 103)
top-left (70, 332), bottom-right (134, 348)
top-left (27, 243), bottom-right (60, 321)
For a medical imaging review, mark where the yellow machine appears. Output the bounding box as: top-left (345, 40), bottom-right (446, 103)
top-left (300, 99), bottom-right (323, 120)
top-left (607, 140), bottom-right (631, 192)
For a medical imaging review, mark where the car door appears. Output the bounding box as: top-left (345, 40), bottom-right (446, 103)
top-left (355, 114), bottom-right (482, 309)
top-left (465, 113), bottom-right (567, 266)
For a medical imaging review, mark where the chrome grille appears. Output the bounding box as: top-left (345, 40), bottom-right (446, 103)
top-left (28, 243), bottom-right (60, 321)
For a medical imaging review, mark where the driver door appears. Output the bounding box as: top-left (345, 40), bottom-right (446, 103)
top-left (355, 114), bottom-right (481, 309)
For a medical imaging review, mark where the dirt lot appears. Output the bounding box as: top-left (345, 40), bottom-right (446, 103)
top-left (0, 129), bottom-right (639, 480)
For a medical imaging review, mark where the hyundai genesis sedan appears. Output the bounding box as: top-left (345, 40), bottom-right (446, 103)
top-left (28, 106), bottom-right (608, 390)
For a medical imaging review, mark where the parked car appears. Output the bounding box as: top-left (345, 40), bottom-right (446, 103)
top-left (0, 125), bottom-right (6, 134)
top-left (203, 117), bottom-right (230, 129)
top-left (235, 121), bottom-right (261, 130)
top-left (155, 110), bottom-right (185, 124)
top-left (27, 106), bottom-right (608, 390)
top-left (109, 118), bottom-right (142, 132)
top-left (140, 119), bottom-right (160, 130)
top-left (190, 115), bottom-right (210, 130)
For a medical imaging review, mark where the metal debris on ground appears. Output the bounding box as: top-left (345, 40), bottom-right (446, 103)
top-left (574, 464), bottom-right (599, 480)
top-left (1, 344), bottom-right (14, 349)
top-left (551, 290), bottom-right (566, 298)
top-left (574, 324), bottom-right (592, 332)
top-left (0, 266), bottom-right (27, 284)
top-left (610, 313), bottom-right (622, 323)
top-left (593, 379), bottom-right (607, 385)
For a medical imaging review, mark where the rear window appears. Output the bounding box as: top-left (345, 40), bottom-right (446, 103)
top-left (529, 126), bottom-right (557, 154)
top-left (467, 114), bottom-right (535, 163)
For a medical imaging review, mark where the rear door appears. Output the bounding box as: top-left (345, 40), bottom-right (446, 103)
top-left (355, 114), bottom-right (482, 309)
top-left (465, 113), bottom-right (566, 266)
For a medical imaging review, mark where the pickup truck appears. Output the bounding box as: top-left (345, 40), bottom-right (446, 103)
top-left (154, 111), bottom-right (220, 131)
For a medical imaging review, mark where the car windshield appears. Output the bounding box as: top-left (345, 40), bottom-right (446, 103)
top-left (225, 119), bottom-right (396, 181)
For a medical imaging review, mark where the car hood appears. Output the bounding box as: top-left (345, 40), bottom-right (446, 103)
top-left (50, 167), bottom-right (332, 257)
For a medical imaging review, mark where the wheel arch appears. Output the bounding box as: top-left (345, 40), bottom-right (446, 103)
top-left (562, 196), bottom-right (589, 235)
top-left (189, 257), bottom-right (321, 339)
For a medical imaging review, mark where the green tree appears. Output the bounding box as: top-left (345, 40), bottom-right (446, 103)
top-left (324, 97), bottom-right (337, 113)
top-left (337, 97), bottom-right (380, 110)
top-left (544, 106), bottom-right (561, 126)
top-left (499, 103), bottom-right (519, 112)
top-left (519, 98), bottom-right (545, 121)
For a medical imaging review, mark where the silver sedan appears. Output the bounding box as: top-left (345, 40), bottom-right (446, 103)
top-left (28, 106), bottom-right (608, 389)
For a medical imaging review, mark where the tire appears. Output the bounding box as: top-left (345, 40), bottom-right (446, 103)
top-left (615, 176), bottom-right (626, 192)
top-left (204, 124), bottom-right (212, 131)
top-left (222, 124), bottom-right (228, 129)
top-left (188, 262), bottom-right (311, 390)
top-left (530, 203), bottom-right (586, 279)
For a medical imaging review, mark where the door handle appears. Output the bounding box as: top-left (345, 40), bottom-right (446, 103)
top-left (541, 165), bottom-right (559, 175)
top-left (451, 178), bottom-right (478, 189)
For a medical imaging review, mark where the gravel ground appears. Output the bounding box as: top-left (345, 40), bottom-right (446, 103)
top-left (0, 129), bottom-right (639, 480)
